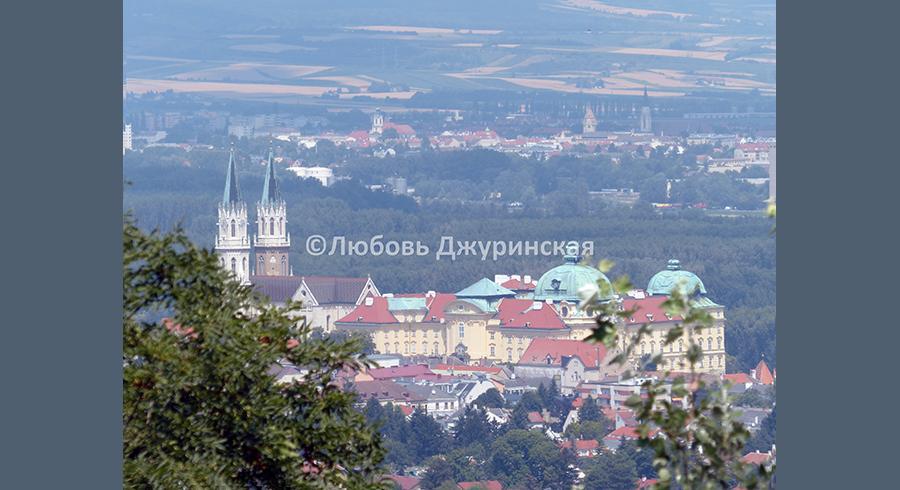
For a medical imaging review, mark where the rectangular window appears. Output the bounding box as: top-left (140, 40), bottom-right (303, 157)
top-left (490, 331), bottom-right (495, 340)
top-left (458, 323), bottom-right (465, 338)
top-left (490, 345), bottom-right (496, 356)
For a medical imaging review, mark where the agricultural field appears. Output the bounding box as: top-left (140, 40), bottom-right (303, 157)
top-left (124, 0), bottom-right (775, 104)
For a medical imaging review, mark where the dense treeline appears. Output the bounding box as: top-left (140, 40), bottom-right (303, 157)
top-left (124, 147), bottom-right (774, 372)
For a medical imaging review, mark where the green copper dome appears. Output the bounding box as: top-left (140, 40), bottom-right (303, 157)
top-left (647, 259), bottom-right (707, 297)
top-left (534, 252), bottom-right (612, 303)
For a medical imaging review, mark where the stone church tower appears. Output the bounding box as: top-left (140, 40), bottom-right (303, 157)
top-left (371, 108), bottom-right (384, 135)
top-left (215, 146), bottom-right (251, 284)
top-left (639, 87), bottom-right (653, 133)
top-left (254, 147), bottom-right (291, 276)
top-left (582, 105), bottom-right (597, 134)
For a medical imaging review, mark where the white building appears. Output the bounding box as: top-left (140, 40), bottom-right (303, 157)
top-left (122, 124), bottom-right (133, 155)
top-left (286, 165), bottom-right (334, 187)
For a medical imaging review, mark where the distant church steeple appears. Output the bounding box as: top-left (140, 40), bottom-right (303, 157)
top-left (583, 105), bottom-right (597, 134)
top-left (254, 146), bottom-right (291, 276)
top-left (371, 108), bottom-right (384, 135)
top-left (640, 87), bottom-right (653, 133)
top-left (215, 145), bottom-right (251, 284)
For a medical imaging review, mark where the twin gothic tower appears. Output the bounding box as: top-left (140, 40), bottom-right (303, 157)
top-left (215, 146), bottom-right (290, 284)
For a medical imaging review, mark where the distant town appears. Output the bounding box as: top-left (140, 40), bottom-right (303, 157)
top-left (124, 90), bottom-right (775, 213)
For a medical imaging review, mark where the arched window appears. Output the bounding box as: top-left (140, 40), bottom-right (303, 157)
top-left (650, 341), bottom-right (656, 353)
top-left (433, 342), bottom-right (439, 354)
top-left (561, 306), bottom-right (569, 317)
top-left (230, 257), bottom-right (236, 272)
top-left (394, 342), bottom-right (399, 353)
top-left (281, 256), bottom-right (287, 275)
top-left (385, 343), bottom-right (390, 353)
top-left (269, 217), bottom-right (275, 235)
top-left (230, 220), bottom-right (236, 237)
top-left (422, 342), bottom-right (427, 354)
top-left (410, 343), bottom-right (415, 354)
top-left (717, 337), bottom-right (723, 349)
top-left (707, 337), bottom-right (713, 351)
top-left (490, 344), bottom-right (496, 357)
top-left (242, 257), bottom-right (247, 273)
top-left (507, 348), bottom-right (513, 362)
top-left (678, 339), bottom-right (683, 352)
top-left (278, 218), bottom-right (283, 235)
top-left (699, 357), bottom-right (705, 368)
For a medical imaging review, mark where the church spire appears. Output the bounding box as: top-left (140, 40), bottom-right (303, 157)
top-left (223, 145), bottom-right (241, 204)
top-left (260, 145), bottom-right (280, 204)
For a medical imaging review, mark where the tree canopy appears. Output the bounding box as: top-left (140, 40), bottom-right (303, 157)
top-left (123, 218), bottom-right (386, 489)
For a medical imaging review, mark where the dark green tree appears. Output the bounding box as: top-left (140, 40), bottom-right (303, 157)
top-left (472, 388), bottom-right (505, 408)
top-left (488, 430), bottom-right (577, 490)
top-left (409, 409), bottom-right (448, 462)
top-left (745, 408), bottom-right (776, 454)
top-left (563, 420), bottom-right (609, 442)
top-left (454, 406), bottom-right (497, 448)
top-left (420, 456), bottom-right (457, 490)
top-left (123, 218), bottom-right (386, 488)
top-left (584, 450), bottom-right (638, 490)
top-left (618, 440), bottom-right (656, 479)
top-left (509, 403), bottom-right (531, 430)
top-left (579, 396), bottom-right (603, 423)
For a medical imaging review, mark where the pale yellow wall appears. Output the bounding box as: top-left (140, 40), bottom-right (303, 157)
top-left (334, 305), bottom-right (727, 373)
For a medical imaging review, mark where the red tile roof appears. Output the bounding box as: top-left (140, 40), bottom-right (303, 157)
top-left (384, 121), bottom-right (416, 136)
top-left (559, 439), bottom-right (600, 451)
top-left (604, 426), bottom-right (659, 441)
top-left (386, 474), bottom-right (421, 490)
top-left (636, 477), bottom-right (658, 489)
top-left (458, 481), bottom-right (503, 490)
top-left (500, 278), bottom-right (536, 290)
top-left (602, 407), bottom-right (636, 423)
top-left (621, 296), bottom-right (681, 325)
top-left (527, 411), bottom-right (545, 423)
top-left (424, 293), bottom-right (457, 322)
top-left (353, 380), bottom-right (429, 403)
top-left (518, 338), bottom-right (607, 369)
top-left (723, 373), bottom-right (754, 385)
top-left (337, 297), bottom-right (397, 324)
top-left (434, 364), bottom-right (502, 375)
top-left (496, 299), bottom-right (565, 329)
top-left (368, 364), bottom-right (433, 380)
top-left (741, 451), bottom-right (772, 465)
top-left (754, 360), bottom-right (775, 385)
